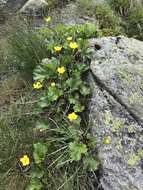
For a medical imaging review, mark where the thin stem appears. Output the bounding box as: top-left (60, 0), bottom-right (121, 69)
top-left (47, 146), bottom-right (68, 157)
top-left (57, 165), bottom-right (81, 190)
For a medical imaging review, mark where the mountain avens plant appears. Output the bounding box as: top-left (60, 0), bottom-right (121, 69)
top-left (25, 20), bottom-right (99, 190)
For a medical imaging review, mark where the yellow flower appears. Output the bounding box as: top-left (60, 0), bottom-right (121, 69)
top-left (33, 81), bottom-right (43, 89)
top-left (57, 66), bottom-right (65, 74)
top-left (67, 36), bottom-right (72, 41)
top-left (69, 42), bottom-right (78, 49)
top-left (51, 82), bottom-right (56, 87)
top-left (45, 16), bottom-right (51, 23)
top-left (20, 155), bottom-right (30, 166)
top-left (54, 46), bottom-right (62, 53)
top-left (68, 112), bottom-right (78, 121)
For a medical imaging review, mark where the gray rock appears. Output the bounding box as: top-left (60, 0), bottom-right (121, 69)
top-left (0, 0), bottom-right (28, 12)
top-left (50, 3), bottom-right (95, 25)
top-left (31, 2), bottom-right (96, 29)
top-left (20, 0), bottom-right (48, 16)
top-left (89, 36), bottom-right (143, 190)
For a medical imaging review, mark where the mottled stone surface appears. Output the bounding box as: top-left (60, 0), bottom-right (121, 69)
top-left (0, 0), bottom-right (28, 12)
top-left (89, 36), bottom-right (143, 190)
top-left (90, 36), bottom-right (143, 122)
top-left (50, 3), bottom-right (88, 25)
top-left (20, 0), bottom-right (48, 15)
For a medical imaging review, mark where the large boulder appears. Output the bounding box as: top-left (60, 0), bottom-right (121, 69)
top-left (89, 36), bottom-right (143, 190)
top-left (20, 0), bottom-right (48, 16)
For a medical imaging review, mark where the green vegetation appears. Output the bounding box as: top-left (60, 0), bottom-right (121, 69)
top-left (77, 0), bottom-right (122, 35)
top-left (8, 22), bottom-right (97, 79)
top-left (0, 21), bottom-right (99, 190)
top-left (0, 88), bottom-right (35, 189)
top-left (26, 21), bottom-right (99, 190)
top-left (77, 0), bottom-right (143, 40)
top-left (127, 6), bottom-right (143, 40)
top-left (108, 0), bottom-right (143, 39)
top-left (46, 0), bottom-right (75, 9)
top-left (108, 0), bottom-right (133, 17)
top-left (0, 0), bottom-right (143, 189)
top-left (8, 24), bottom-right (47, 80)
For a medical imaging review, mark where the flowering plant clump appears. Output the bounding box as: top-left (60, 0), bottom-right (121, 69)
top-left (26, 20), bottom-right (99, 190)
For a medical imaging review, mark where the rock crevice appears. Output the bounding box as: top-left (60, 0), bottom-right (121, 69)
top-left (90, 70), bottom-right (143, 126)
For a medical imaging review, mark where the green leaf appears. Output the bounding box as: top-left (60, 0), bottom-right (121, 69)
top-left (80, 85), bottom-right (91, 95)
top-left (30, 167), bottom-right (44, 179)
top-left (66, 78), bottom-right (82, 91)
top-left (73, 116), bottom-right (81, 126)
top-left (33, 142), bottom-right (48, 164)
top-left (73, 103), bottom-right (85, 112)
top-left (68, 96), bottom-right (78, 104)
top-left (43, 57), bottom-right (58, 71)
top-left (33, 65), bottom-right (48, 81)
top-left (68, 96), bottom-right (84, 112)
top-left (76, 64), bottom-right (89, 73)
top-left (86, 133), bottom-right (97, 148)
top-left (68, 126), bottom-right (79, 141)
top-left (68, 95), bottom-right (80, 104)
top-left (38, 96), bottom-right (49, 108)
top-left (47, 86), bottom-right (63, 101)
top-left (26, 178), bottom-right (43, 190)
top-left (35, 122), bottom-right (50, 131)
top-left (69, 142), bottom-right (87, 161)
top-left (83, 156), bottom-right (99, 171)
top-left (60, 55), bottom-right (73, 65)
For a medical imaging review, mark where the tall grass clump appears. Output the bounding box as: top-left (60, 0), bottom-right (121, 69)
top-left (127, 6), bottom-right (143, 40)
top-left (77, 0), bottom-right (143, 40)
top-left (0, 101), bottom-right (35, 190)
top-left (77, 0), bottom-right (122, 35)
top-left (108, 0), bottom-right (143, 40)
top-left (8, 22), bottom-right (48, 80)
top-left (108, 0), bottom-right (133, 17)
top-left (46, 0), bottom-right (75, 10)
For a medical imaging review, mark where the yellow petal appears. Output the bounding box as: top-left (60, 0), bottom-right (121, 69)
top-left (57, 66), bottom-right (65, 74)
top-left (69, 42), bottom-right (78, 49)
top-left (33, 81), bottom-right (43, 89)
top-left (51, 82), bottom-right (56, 87)
top-left (54, 46), bottom-right (62, 52)
top-left (20, 155), bottom-right (30, 166)
top-left (67, 36), bottom-right (72, 41)
top-left (68, 112), bottom-right (78, 121)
